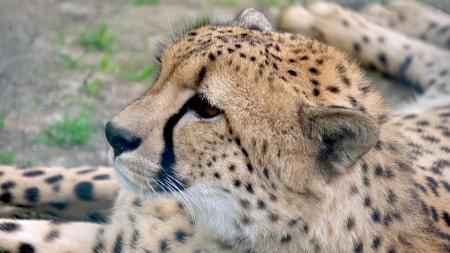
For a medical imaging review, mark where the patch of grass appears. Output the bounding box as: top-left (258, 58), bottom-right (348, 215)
top-left (56, 31), bottom-right (67, 45)
top-left (59, 53), bottom-right (91, 69)
top-left (84, 79), bottom-right (103, 95)
top-left (99, 55), bottom-right (120, 74)
top-left (218, 0), bottom-right (236, 6)
top-left (79, 24), bottom-right (115, 52)
top-left (0, 150), bottom-right (14, 165)
top-left (32, 111), bottom-right (95, 146)
top-left (120, 62), bottom-right (158, 82)
top-left (0, 112), bottom-right (5, 130)
top-left (261, 0), bottom-right (283, 8)
top-left (133, 0), bottom-right (158, 5)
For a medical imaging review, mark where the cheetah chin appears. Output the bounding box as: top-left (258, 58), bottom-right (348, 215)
top-left (116, 153), bottom-right (246, 242)
top-left (113, 153), bottom-right (164, 199)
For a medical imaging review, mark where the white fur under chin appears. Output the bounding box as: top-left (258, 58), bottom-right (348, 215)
top-left (114, 153), bottom-right (247, 243)
top-left (183, 185), bottom-right (247, 243)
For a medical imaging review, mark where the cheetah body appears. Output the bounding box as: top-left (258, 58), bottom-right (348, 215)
top-left (0, 3), bottom-right (449, 253)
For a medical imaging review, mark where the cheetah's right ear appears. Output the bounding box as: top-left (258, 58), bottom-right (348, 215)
top-left (301, 106), bottom-right (379, 177)
top-left (233, 8), bottom-right (274, 32)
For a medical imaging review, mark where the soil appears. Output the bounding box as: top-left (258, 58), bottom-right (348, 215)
top-left (0, 0), bottom-right (446, 168)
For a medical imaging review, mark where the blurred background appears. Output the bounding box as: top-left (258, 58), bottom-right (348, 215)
top-left (0, 0), bottom-right (449, 168)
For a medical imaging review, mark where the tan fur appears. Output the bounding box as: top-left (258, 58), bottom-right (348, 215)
top-left (0, 4), bottom-right (449, 253)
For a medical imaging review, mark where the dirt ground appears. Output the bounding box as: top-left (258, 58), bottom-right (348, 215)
top-left (0, 0), bottom-right (448, 168)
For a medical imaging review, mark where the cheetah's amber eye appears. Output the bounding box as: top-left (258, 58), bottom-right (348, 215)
top-left (188, 94), bottom-right (223, 119)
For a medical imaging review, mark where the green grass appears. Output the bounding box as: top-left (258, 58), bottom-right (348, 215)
top-left (79, 24), bottom-right (115, 52)
top-left (32, 111), bottom-right (95, 146)
top-left (120, 62), bottom-right (158, 81)
top-left (0, 112), bottom-right (5, 130)
top-left (99, 54), bottom-right (120, 74)
top-left (56, 31), bottom-right (67, 45)
top-left (0, 150), bottom-right (14, 165)
top-left (261, 0), bottom-right (283, 7)
top-left (218, 0), bottom-right (236, 6)
top-left (59, 53), bottom-right (91, 69)
top-left (133, 0), bottom-right (158, 5)
top-left (98, 55), bottom-right (158, 82)
top-left (84, 79), bottom-right (103, 95)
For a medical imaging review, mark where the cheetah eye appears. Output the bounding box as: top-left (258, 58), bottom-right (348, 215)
top-left (188, 94), bottom-right (223, 119)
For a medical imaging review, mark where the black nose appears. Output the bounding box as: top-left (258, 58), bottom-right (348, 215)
top-left (105, 122), bottom-right (142, 157)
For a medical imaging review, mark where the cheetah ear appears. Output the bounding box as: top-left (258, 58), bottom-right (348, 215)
top-left (302, 107), bottom-right (379, 176)
top-left (233, 8), bottom-right (274, 32)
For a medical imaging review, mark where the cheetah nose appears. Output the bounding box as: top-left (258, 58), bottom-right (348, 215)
top-left (105, 122), bottom-right (142, 157)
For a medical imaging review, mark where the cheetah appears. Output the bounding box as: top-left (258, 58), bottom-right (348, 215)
top-left (0, 4), bottom-right (449, 252)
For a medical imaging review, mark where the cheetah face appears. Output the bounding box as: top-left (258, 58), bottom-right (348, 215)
top-left (106, 9), bottom-right (380, 245)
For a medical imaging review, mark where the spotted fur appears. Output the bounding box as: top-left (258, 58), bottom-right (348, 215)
top-left (0, 5), bottom-right (449, 253)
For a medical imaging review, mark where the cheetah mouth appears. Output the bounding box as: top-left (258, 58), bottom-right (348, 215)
top-left (114, 153), bottom-right (188, 197)
top-left (114, 155), bottom-right (159, 195)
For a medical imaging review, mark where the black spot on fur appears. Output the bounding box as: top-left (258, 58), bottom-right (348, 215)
top-left (280, 234), bottom-right (292, 243)
top-left (287, 70), bottom-right (297, 76)
top-left (1, 181), bottom-right (16, 190)
top-left (130, 230), bottom-right (140, 249)
top-left (371, 236), bottom-right (381, 249)
top-left (24, 187), bottom-right (40, 202)
top-left (0, 222), bottom-right (20, 232)
top-left (160, 240), bottom-right (169, 252)
top-left (377, 53), bottom-right (388, 65)
top-left (372, 209), bottom-right (381, 223)
top-left (113, 233), bottom-right (123, 253)
top-left (45, 175), bottom-right (63, 184)
top-left (175, 230), bottom-right (188, 243)
top-left (0, 192), bottom-right (13, 203)
top-left (346, 217), bottom-right (355, 230)
top-left (45, 229), bottom-right (60, 241)
top-left (362, 35), bottom-right (370, 43)
top-left (93, 174), bottom-right (110, 180)
top-left (353, 42), bottom-right (361, 52)
top-left (399, 55), bottom-right (413, 75)
top-left (268, 212), bottom-right (279, 222)
top-left (327, 86), bottom-right (340, 93)
top-left (22, 170), bottom-right (44, 177)
top-left (74, 181), bottom-right (94, 201)
top-left (18, 243), bottom-right (35, 253)
top-left (300, 55), bottom-right (309, 61)
top-left (245, 183), bottom-right (254, 194)
top-left (208, 53), bottom-right (216, 61)
top-left (309, 67), bottom-right (319, 75)
top-left (313, 88), bottom-right (320, 96)
top-left (263, 168), bottom-right (270, 179)
top-left (354, 242), bottom-right (363, 253)
top-left (257, 199), bottom-right (266, 209)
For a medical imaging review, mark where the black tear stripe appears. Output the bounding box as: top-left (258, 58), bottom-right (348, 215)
top-left (156, 94), bottom-right (205, 192)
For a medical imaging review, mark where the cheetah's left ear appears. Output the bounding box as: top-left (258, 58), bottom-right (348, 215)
top-left (302, 107), bottom-right (379, 177)
top-left (233, 8), bottom-right (274, 32)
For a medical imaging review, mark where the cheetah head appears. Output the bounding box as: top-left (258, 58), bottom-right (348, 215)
top-left (106, 9), bottom-right (385, 249)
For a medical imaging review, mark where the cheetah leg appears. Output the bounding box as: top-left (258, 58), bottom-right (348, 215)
top-left (363, 0), bottom-right (450, 49)
top-left (0, 165), bottom-right (119, 221)
top-left (0, 218), bottom-right (103, 253)
top-left (280, 2), bottom-right (450, 104)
